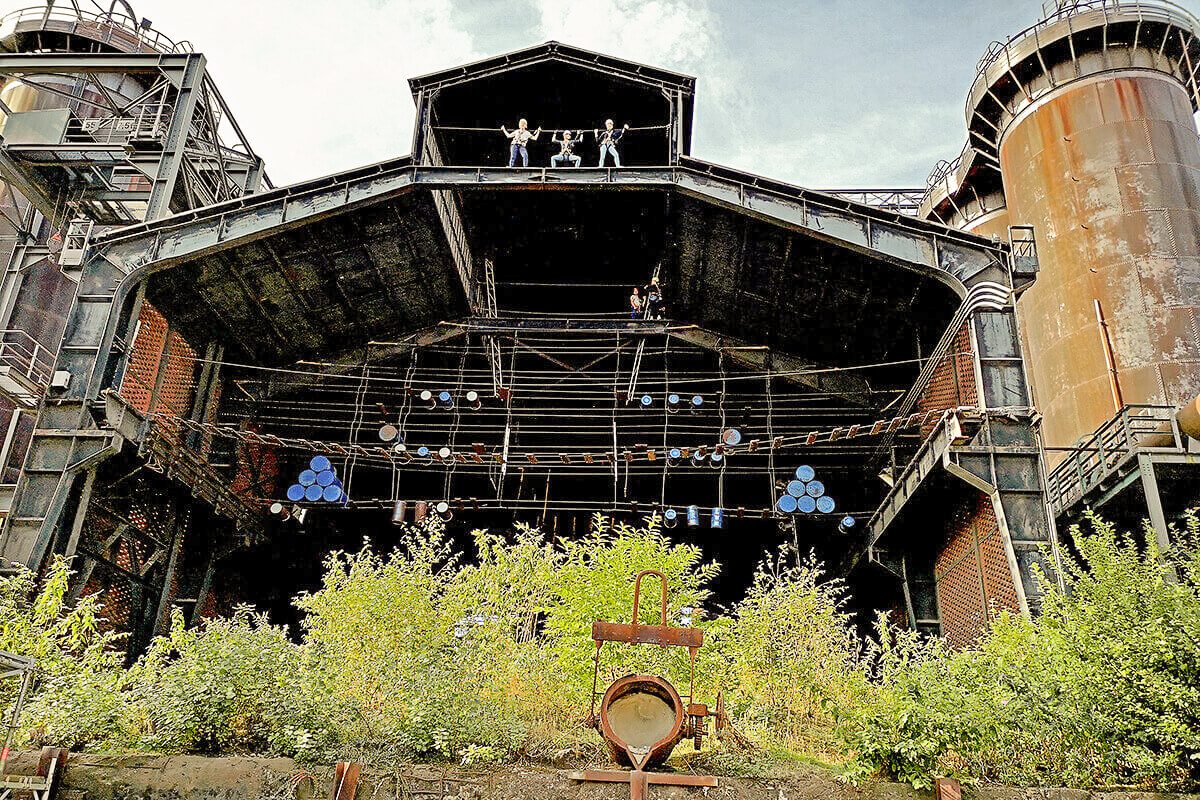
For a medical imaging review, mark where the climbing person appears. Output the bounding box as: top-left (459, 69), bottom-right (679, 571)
top-left (595, 119), bottom-right (629, 167)
top-left (550, 129), bottom-right (584, 167)
top-left (501, 119), bottom-right (541, 167)
top-left (629, 286), bottom-right (643, 319)
top-left (645, 276), bottom-right (666, 319)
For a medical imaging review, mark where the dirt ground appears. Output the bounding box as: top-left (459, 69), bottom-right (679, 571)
top-left (6, 751), bottom-right (1199, 800)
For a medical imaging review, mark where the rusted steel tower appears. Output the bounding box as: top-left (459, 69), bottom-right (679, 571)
top-left (927, 1), bottom-right (1200, 454)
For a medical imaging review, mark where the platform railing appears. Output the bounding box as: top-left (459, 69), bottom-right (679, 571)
top-left (0, 329), bottom-right (53, 388)
top-left (1045, 404), bottom-right (1184, 514)
top-left (0, 6), bottom-right (192, 54)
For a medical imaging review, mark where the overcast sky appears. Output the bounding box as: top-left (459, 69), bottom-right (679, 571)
top-left (97, 0), bottom-right (1199, 188)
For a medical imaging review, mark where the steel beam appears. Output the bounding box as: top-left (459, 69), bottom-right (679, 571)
top-left (93, 162), bottom-right (1010, 298)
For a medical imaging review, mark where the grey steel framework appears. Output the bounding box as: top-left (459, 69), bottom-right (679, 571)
top-left (0, 24), bottom-right (1061, 645)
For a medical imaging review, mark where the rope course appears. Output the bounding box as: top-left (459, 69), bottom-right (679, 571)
top-left (148, 405), bottom-right (972, 470)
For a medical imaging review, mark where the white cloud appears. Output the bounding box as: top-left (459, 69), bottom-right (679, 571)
top-left (143, 0), bottom-right (480, 183)
top-left (530, 0), bottom-right (749, 148)
top-left (727, 104), bottom-right (965, 189)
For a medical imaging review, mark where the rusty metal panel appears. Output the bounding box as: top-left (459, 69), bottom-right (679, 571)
top-left (591, 621), bottom-right (703, 648)
top-left (1003, 74), bottom-right (1200, 457)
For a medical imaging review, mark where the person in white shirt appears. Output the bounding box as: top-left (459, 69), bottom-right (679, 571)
top-left (550, 130), bottom-right (583, 167)
top-left (501, 119), bottom-right (541, 166)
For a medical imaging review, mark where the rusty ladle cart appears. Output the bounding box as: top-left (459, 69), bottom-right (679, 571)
top-left (571, 569), bottom-right (734, 799)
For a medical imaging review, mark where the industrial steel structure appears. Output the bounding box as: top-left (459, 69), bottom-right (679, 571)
top-left (0, 0), bottom-right (1193, 652)
top-left (921, 0), bottom-right (1200, 566)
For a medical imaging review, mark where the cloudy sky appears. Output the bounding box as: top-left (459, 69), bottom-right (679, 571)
top-left (122, 0), bottom-right (1193, 188)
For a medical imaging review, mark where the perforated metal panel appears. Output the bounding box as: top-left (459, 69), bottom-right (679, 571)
top-left (917, 321), bottom-right (977, 434)
top-left (120, 302), bottom-right (168, 413)
top-left (935, 494), bottom-right (1020, 648)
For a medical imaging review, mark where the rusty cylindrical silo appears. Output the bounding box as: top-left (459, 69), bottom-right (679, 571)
top-left (963, 1), bottom-right (1200, 457)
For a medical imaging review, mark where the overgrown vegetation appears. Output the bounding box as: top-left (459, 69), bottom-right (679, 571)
top-left (1, 511), bottom-right (1197, 791)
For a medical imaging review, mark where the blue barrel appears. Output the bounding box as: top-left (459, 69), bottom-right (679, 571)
top-left (286, 484), bottom-right (305, 502)
top-left (816, 495), bottom-right (836, 514)
top-left (710, 507), bottom-right (725, 529)
top-left (686, 505), bottom-right (700, 527)
top-left (709, 452), bottom-right (724, 468)
top-left (438, 390), bottom-right (453, 406)
top-left (315, 470), bottom-right (336, 487)
top-left (806, 480), bottom-right (825, 498)
top-left (795, 465), bottom-right (815, 482)
top-left (840, 515), bottom-right (856, 528)
top-left (321, 484), bottom-right (342, 502)
top-left (304, 484), bottom-right (323, 502)
top-left (691, 395), bottom-right (703, 408)
top-left (691, 452), bottom-right (705, 467)
top-left (668, 447), bottom-right (682, 462)
top-left (797, 495), bottom-right (817, 513)
top-left (298, 469), bottom-right (317, 486)
top-left (786, 480), bottom-right (806, 497)
top-left (417, 446), bottom-right (430, 458)
top-left (640, 394), bottom-right (653, 408)
top-left (664, 508), bottom-right (678, 521)
top-left (310, 455), bottom-right (331, 472)
top-left (777, 495), bottom-right (798, 513)
top-left (668, 393), bottom-right (681, 409)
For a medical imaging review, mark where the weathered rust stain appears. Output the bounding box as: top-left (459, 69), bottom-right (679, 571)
top-left (1003, 73), bottom-right (1200, 458)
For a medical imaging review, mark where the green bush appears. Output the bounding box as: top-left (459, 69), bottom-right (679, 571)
top-left (3, 510), bottom-right (1197, 792)
top-left (842, 511), bottom-right (1200, 791)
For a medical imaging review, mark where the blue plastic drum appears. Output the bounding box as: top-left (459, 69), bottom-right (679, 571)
top-left (806, 480), bottom-right (825, 498)
top-left (776, 495), bottom-right (798, 513)
top-left (686, 505), bottom-right (700, 527)
top-left (668, 447), bottom-right (682, 461)
top-left (304, 484), bottom-right (323, 502)
top-left (416, 446), bottom-right (430, 458)
top-left (298, 469), bottom-right (317, 486)
top-left (286, 484), bottom-right (305, 502)
top-left (710, 507), bottom-right (725, 529)
top-left (664, 508), bottom-right (678, 521)
top-left (321, 484), bottom-right (342, 502)
top-left (438, 391), bottom-right (453, 405)
top-left (315, 470), bottom-right (336, 487)
top-left (668, 393), bottom-right (681, 407)
top-left (310, 455), bottom-right (331, 472)
top-left (816, 495), bottom-right (836, 514)
top-left (786, 480), bottom-right (806, 497)
top-left (795, 465), bottom-right (815, 482)
top-left (691, 395), bottom-right (703, 408)
top-left (840, 515), bottom-right (856, 528)
top-left (797, 495), bottom-right (817, 513)
top-left (640, 394), bottom-right (653, 407)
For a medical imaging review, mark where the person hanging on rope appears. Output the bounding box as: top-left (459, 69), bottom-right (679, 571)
top-left (645, 275), bottom-right (666, 320)
top-left (549, 129), bottom-right (584, 168)
top-left (595, 118), bottom-right (629, 167)
top-left (629, 286), bottom-right (643, 319)
top-left (501, 119), bottom-right (541, 167)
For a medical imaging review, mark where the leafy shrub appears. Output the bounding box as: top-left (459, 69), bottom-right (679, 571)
top-left (842, 511), bottom-right (1200, 791)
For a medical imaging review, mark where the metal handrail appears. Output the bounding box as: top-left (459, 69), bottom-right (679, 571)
top-left (0, 328), bottom-right (54, 386)
top-left (1045, 404), bottom-right (1183, 512)
top-left (0, 5), bottom-right (192, 54)
top-left (970, 0), bottom-right (1200, 114)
